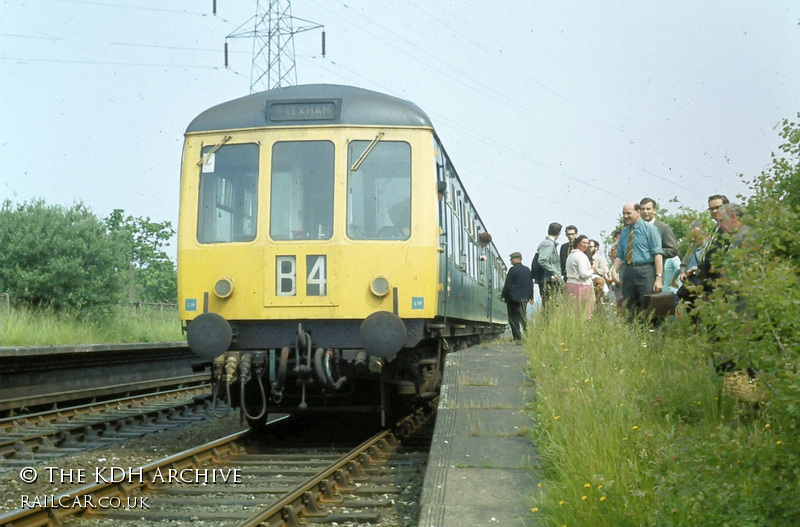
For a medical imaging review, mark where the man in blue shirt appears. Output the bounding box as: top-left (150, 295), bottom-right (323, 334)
top-left (610, 202), bottom-right (664, 315)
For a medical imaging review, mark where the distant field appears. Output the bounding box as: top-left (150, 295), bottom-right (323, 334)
top-left (1, 305), bottom-right (184, 347)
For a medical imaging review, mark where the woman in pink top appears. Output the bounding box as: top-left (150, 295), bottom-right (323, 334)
top-left (565, 235), bottom-right (595, 318)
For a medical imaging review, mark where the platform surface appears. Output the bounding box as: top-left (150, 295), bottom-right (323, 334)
top-left (419, 341), bottom-right (541, 527)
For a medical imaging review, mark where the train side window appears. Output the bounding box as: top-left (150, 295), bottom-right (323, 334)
top-left (478, 248), bottom-right (486, 285)
top-left (270, 141), bottom-right (335, 241)
top-left (197, 143), bottom-right (259, 244)
top-left (435, 154), bottom-right (445, 228)
top-left (445, 202), bottom-right (454, 260)
top-left (470, 241), bottom-right (476, 279)
top-left (347, 141), bottom-right (411, 240)
top-left (457, 193), bottom-right (466, 270)
top-left (450, 200), bottom-right (460, 263)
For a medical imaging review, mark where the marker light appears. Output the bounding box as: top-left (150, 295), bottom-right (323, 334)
top-left (214, 277), bottom-right (234, 298)
top-left (369, 276), bottom-right (390, 297)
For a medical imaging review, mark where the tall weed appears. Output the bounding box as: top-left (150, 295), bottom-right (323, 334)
top-left (0, 304), bottom-right (183, 346)
top-left (525, 302), bottom-right (798, 526)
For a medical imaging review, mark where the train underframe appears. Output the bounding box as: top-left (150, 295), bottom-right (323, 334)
top-left (201, 316), bottom-right (505, 427)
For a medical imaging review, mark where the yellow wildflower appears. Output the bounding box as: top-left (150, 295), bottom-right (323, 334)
top-left (558, 500), bottom-right (565, 505)
top-left (777, 440), bottom-right (782, 445)
top-left (584, 483), bottom-right (591, 488)
top-left (597, 484), bottom-right (603, 489)
top-left (632, 425), bottom-right (639, 430)
top-left (555, 416), bottom-right (560, 420)
top-left (765, 423), bottom-right (771, 428)
top-left (538, 483), bottom-right (542, 488)
top-left (581, 495), bottom-right (588, 501)
top-left (600, 496), bottom-right (606, 502)
top-left (531, 507), bottom-right (538, 513)
top-left (584, 378), bottom-right (590, 383)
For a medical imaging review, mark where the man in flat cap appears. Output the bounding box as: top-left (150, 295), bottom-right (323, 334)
top-left (502, 251), bottom-right (533, 341)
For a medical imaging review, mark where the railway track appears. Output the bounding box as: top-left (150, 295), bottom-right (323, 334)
top-left (0, 406), bottom-right (435, 527)
top-left (0, 385), bottom-right (213, 473)
top-left (0, 343), bottom-right (206, 416)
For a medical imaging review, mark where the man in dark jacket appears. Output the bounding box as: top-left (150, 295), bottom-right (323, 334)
top-left (639, 198), bottom-right (678, 259)
top-left (559, 225), bottom-right (578, 281)
top-left (698, 194), bottom-right (730, 295)
top-left (502, 251), bottom-right (533, 341)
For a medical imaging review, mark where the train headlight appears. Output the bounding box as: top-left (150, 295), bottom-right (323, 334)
top-left (369, 276), bottom-right (390, 297)
top-left (214, 277), bottom-right (235, 299)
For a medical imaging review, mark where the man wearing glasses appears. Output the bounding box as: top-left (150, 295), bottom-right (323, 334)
top-left (707, 195), bottom-right (729, 226)
top-left (559, 225), bottom-right (578, 282)
top-left (699, 194), bottom-right (730, 294)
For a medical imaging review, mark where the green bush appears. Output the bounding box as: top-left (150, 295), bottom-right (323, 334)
top-left (105, 209), bottom-right (177, 304)
top-left (0, 199), bottom-right (126, 313)
top-left (693, 114), bottom-right (800, 424)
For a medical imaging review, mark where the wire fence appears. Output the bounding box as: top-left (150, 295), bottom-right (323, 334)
top-left (128, 301), bottom-right (178, 314)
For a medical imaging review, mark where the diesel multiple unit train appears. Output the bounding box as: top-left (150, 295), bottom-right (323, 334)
top-left (178, 84), bottom-right (507, 425)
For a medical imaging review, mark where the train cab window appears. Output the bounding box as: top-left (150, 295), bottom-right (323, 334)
top-left (347, 141), bottom-right (411, 240)
top-left (197, 143), bottom-right (258, 244)
top-left (270, 141), bottom-right (334, 240)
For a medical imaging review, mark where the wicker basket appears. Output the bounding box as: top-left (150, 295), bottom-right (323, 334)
top-left (723, 370), bottom-right (768, 403)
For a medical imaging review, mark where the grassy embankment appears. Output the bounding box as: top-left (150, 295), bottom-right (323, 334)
top-left (1, 305), bottom-right (184, 346)
top-left (524, 301), bottom-right (798, 526)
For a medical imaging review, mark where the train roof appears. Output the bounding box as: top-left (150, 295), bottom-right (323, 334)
top-left (186, 84), bottom-right (433, 133)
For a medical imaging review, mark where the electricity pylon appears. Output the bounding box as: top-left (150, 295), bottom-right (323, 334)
top-left (226, 0), bottom-right (323, 93)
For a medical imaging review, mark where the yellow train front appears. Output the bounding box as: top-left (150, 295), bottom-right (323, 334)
top-left (178, 84), bottom-right (507, 424)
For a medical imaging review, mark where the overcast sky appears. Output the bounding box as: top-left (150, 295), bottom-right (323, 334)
top-left (2, 0), bottom-right (798, 262)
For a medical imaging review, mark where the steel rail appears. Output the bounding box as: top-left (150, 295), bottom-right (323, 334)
top-left (0, 385), bottom-right (213, 461)
top-left (1, 343), bottom-right (203, 415)
top-left (0, 407), bottom-right (434, 527)
top-left (0, 428), bottom-right (252, 527)
top-left (0, 384), bottom-right (211, 431)
top-left (237, 404), bottom-right (436, 527)
top-left (1, 373), bottom-right (210, 413)
top-left (235, 428), bottom-right (398, 527)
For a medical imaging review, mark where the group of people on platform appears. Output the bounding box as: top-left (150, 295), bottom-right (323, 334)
top-left (500, 194), bottom-right (747, 340)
